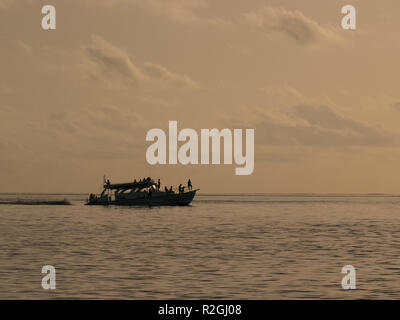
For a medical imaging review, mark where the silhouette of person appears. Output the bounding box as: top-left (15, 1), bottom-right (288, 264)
top-left (165, 186), bottom-right (168, 193)
top-left (188, 179), bottom-right (192, 191)
top-left (157, 179), bottom-right (161, 191)
top-left (178, 184), bottom-right (182, 193)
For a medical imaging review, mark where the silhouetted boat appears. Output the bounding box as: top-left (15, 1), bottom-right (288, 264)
top-left (86, 177), bottom-right (198, 206)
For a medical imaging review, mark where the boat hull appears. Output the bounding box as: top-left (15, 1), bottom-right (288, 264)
top-left (86, 190), bottom-right (198, 206)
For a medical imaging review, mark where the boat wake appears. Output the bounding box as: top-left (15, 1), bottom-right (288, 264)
top-left (0, 199), bottom-right (71, 205)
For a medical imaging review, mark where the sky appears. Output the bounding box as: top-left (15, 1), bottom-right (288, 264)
top-left (1, 0), bottom-right (400, 193)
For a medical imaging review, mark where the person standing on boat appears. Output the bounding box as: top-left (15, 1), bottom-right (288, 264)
top-left (178, 184), bottom-right (182, 193)
top-left (157, 179), bottom-right (161, 191)
top-left (188, 179), bottom-right (192, 191)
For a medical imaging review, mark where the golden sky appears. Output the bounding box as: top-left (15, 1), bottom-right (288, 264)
top-left (1, 0), bottom-right (400, 193)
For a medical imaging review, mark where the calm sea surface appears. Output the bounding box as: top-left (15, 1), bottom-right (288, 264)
top-left (0, 193), bottom-right (400, 299)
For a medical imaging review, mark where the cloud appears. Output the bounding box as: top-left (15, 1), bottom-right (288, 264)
top-left (145, 0), bottom-right (207, 23)
top-left (13, 40), bottom-right (33, 54)
top-left (83, 35), bottom-right (199, 89)
top-left (243, 6), bottom-right (342, 46)
top-left (254, 104), bottom-right (394, 147)
top-left (39, 104), bottom-right (151, 160)
top-left (1, 0), bottom-right (224, 26)
top-left (82, 0), bottom-right (207, 23)
top-left (230, 97), bottom-right (395, 148)
top-left (85, 35), bottom-right (147, 86)
top-left (143, 62), bottom-right (200, 89)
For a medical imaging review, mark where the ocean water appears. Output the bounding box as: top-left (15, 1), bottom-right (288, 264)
top-left (0, 193), bottom-right (400, 299)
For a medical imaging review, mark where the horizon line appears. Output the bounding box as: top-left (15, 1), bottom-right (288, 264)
top-left (1, 192), bottom-right (400, 196)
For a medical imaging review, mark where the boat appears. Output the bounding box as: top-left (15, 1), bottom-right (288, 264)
top-left (86, 177), bottom-right (198, 206)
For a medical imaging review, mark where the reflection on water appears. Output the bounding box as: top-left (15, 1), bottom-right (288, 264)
top-left (0, 193), bottom-right (400, 299)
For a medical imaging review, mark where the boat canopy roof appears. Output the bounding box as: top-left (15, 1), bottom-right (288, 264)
top-left (104, 179), bottom-right (156, 190)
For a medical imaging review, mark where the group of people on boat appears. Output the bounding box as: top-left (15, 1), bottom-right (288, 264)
top-left (177, 180), bottom-right (192, 193)
top-left (156, 178), bottom-right (193, 194)
top-left (104, 176), bottom-right (193, 194)
top-left (132, 177), bottom-right (152, 184)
